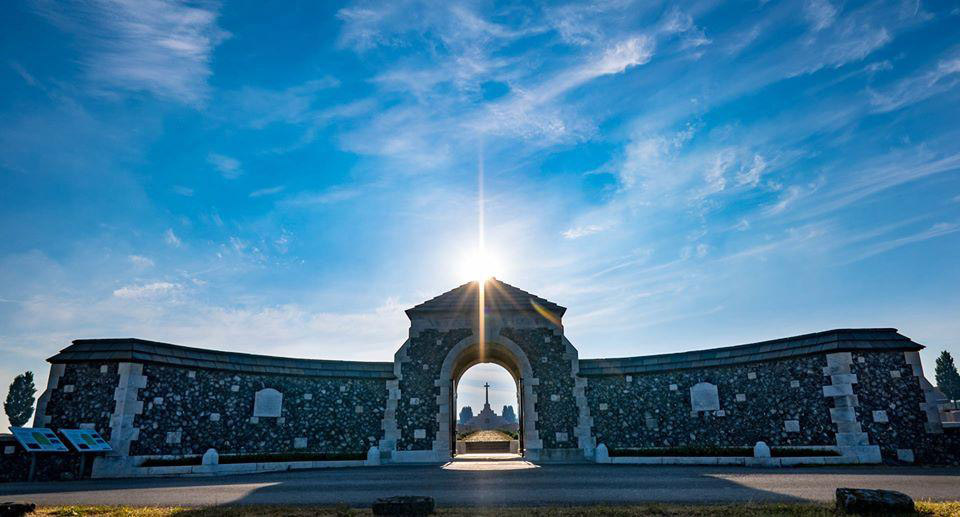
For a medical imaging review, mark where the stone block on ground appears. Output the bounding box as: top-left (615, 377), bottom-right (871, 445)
top-left (0, 502), bottom-right (36, 517)
top-left (835, 488), bottom-right (914, 514)
top-left (372, 495), bottom-right (435, 516)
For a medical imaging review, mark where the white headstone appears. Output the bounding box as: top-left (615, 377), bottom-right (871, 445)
top-left (753, 441), bottom-right (771, 458)
top-left (367, 446), bottom-right (381, 465)
top-left (690, 382), bottom-right (720, 412)
top-left (595, 443), bottom-right (610, 463)
top-left (202, 448), bottom-right (218, 466)
top-left (254, 388), bottom-right (283, 418)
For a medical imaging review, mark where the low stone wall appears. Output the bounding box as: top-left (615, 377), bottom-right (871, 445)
top-left (585, 354), bottom-right (834, 450)
top-left (130, 363), bottom-right (388, 457)
top-left (583, 349), bottom-right (951, 464)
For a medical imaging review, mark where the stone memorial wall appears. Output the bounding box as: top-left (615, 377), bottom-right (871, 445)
top-left (26, 279), bottom-right (959, 478)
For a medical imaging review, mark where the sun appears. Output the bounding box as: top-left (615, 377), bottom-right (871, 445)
top-left (459, 249), bottom-right (503, 282)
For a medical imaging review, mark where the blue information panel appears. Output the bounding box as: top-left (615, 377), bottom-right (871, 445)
top-left (60, 429), bottom-right (112, 452)
top-left (9, 427), bottom-right (69, 452)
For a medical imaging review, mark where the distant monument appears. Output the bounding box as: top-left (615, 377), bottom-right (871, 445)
top-left (458, 406), bottom-right (474, 424)
top-left (457, 382), bottom-right (519, 433)
top-left (502, 405), bottom-right (517, 423)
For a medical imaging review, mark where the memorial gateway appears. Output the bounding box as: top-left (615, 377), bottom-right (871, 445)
top-left (29, 278), bottom-right (960, 476)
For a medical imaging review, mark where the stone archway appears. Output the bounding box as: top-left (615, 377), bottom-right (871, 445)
top-left (433, 334), bottom-right (543, 458)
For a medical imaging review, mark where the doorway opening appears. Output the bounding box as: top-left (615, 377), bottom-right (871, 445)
top-left (455, 363), bottom-right (520, 457)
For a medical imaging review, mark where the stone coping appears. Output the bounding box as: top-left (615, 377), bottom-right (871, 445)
top-left (48, 338), bottom-right (396, 379)
top-left (117, 459), bottom-right (369, 478)
top-left (578, 328), bottom-right (923, 376)
top-left (405, 278), bottom-right (566, 317)
top-left (605, 455), bottom-right (875, 466)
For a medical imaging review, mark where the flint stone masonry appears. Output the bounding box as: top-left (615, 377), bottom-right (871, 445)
top-left (690, 382), bottom-right (720, 412)
top-left (36, 281), bottom-right (959, 470)
top-left (253, 388), bottom-right (283, 418)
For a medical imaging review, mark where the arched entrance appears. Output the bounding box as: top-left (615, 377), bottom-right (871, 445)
top-left (434, 334), bottom-right (542, 458)
top-left (454, 364), bottom-right (519, 454)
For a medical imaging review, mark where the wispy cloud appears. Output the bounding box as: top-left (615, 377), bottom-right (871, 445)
top-left (869, 49), bottom-right (960, 113)
top-left (562, 224), bottom-right (608, 240)
top-left (32, 0), bottom-right (229, 105)
top-left (249, 185), bottom-right (285, 198)
top-left (128, 255), bottom-right (154, 268)
top-left (281, 186), bottom-right (363, 206)
top-left (113, 281), bottom-right (182, 300)
top-left (843, 222), bottom-right (960, 264)
top-left (164, 228), bottom-right (181, 247)
top-left (208, 153), bottom-right (242, 179)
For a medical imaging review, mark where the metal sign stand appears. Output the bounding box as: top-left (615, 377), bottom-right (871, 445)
top-left (28, 455), bottom-right (37, 482)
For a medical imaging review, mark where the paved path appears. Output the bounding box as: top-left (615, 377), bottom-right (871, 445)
top-left (2, 463), bottom-right (959, 507)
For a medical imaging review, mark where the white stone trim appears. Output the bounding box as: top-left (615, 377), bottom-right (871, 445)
top-left (569, 335), bottom-right (595, 457)
top-left (823, 352), bottom-right (870, 449)
top-left (431, 331), bottom-right (542, 460)
top-left (379, 339), bottom-right (410, 453)
top-left (904, 351), bottom-right (946, 434)
top-left (33, 363), bottom-right (66, 426)
top-left (93, 362), bottom-right (148, 478)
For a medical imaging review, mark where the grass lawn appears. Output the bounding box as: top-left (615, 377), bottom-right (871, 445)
top-left (33, 502), bottom-right (960, 516)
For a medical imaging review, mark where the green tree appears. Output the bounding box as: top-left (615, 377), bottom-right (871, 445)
top-left (935, 351), bottom-right (960, 402)
top-left (4, 371), bottom-right (37, 427)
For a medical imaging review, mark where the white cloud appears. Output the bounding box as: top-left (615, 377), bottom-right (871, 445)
top-left (32, 0), bottom-right (228, 105)
top-left (592, 37), bottom-right (655, 77)
top-left (172, 185), bottom-right (194, 197)
top-left (869, 51), bottom-right (960, 113)
top-left (208, 153), bottom-right (242, 179)
top-left (113, 282), bottom-right (181, 300)
top-left (736, 154), bottom-right (768, 187)
top-left (804, 0), bottom-right (838, 31)
top-left (562, 224), bottom-right (608, 239)
top-left (250, 185), bottom-right (285, 198)
top-left (281, 186), bottom-right (363, 207)
top-left (164, 228), bottom-right (181, 247)
top-left (845, 222), bottom-right (960, 263)
top-left (128, 255), bottom-right (154, 268)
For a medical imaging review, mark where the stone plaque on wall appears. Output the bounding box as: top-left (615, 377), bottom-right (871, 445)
top-left (254, 388), bottom-right (283, 418)
top-left (690, 382), bottom-right (720, 412)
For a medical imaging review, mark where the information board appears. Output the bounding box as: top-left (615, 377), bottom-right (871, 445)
top-left (60, 429), bottom-right (112, 452)
top-left (9, 427), bottom-right (69, 452)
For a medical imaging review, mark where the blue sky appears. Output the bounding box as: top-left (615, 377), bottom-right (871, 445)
top-left (2, 0), bottom-right (960, 428)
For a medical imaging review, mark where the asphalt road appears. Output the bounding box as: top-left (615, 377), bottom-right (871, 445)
top-left (2, 461), bottom-right (959, 507)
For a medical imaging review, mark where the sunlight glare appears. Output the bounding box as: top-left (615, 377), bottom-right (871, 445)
top-left (460, 249), bottom-right (503, 282)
